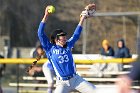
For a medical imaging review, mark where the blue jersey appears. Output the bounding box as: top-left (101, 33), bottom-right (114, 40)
top-left (38, 22), bottom-right (82, 77)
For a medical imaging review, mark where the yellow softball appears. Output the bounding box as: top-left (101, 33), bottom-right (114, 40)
top-left (48, 5), bottom-right (55, 14)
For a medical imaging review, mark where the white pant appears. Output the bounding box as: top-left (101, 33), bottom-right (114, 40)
top-left (42, 63), bottom-right (55, 93)
top-left (55, 74), bottom-right (96, 93)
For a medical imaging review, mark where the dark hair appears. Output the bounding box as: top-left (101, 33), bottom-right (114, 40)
top-left (50, 29), bottom-right (67, 44)
top-left (117, 39), bottom-right (125, 48)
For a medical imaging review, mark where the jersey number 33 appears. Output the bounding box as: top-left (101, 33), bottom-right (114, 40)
top-left (58, 55), bottom-right (69, 63)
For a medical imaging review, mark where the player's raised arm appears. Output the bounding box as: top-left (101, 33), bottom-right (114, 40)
top-left (79, 3), bottom-right (96, 26)
top-left (68, 3), bottom-right (96, 48)
top-left (38, 6), bottom-right (52, 51)
top-left (41, 6), bottom-right (49, 23)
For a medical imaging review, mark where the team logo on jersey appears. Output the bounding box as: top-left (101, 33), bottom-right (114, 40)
top-left (53, 48), bottom-right (69, 54)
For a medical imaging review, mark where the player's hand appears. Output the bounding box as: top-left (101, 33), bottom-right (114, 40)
top-left (80, 3), bottom-right (96, 19)
top-left (85, 3), bottom-right (96, 11)
top-left (45, 6), bottom-right (50, 16)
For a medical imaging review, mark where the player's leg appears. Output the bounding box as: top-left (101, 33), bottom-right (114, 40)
top-left (47, 70), bottom-right (55, 93)
top-left (74, 75), bottom-right (96, 93)
top-left (42, 65), bottom-right (55, 93)
top-left (54, 80), bottom-right (71, 93)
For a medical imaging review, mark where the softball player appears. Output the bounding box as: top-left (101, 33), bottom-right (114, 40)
top-left (38, 4), bottom-right (96, 93)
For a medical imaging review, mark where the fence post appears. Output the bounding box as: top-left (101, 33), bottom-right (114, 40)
top-left (16, 48), bottom-right (20, 93)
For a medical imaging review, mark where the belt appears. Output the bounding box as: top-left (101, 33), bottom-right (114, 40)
top-left (57, 73), bottom-right (77, 81)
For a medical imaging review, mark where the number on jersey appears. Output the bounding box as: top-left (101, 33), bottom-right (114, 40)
top-left (58, 55), bottom-right (69, 63)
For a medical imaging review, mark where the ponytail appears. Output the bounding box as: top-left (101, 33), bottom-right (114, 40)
top-left (50, 35), bottom-right (56, 44)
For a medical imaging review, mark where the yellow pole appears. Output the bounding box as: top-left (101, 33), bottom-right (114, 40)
top-left (0, 58), bottom-right (137, 64)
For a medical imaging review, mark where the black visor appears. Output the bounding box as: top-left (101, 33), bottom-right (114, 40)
top-left (57, 32), bottom-right (67, 36)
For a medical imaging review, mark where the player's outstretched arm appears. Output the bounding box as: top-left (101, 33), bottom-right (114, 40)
top-left (78, 16), bottom-right (86, 26)
top-left (38, 6), bottom-right (52, 51)
top-left (68, 3), bottom-right (96, 48)
top-left (41, 6), bottom-right (50, 23)
top-left (79, 3), bottom-right (96, 26)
